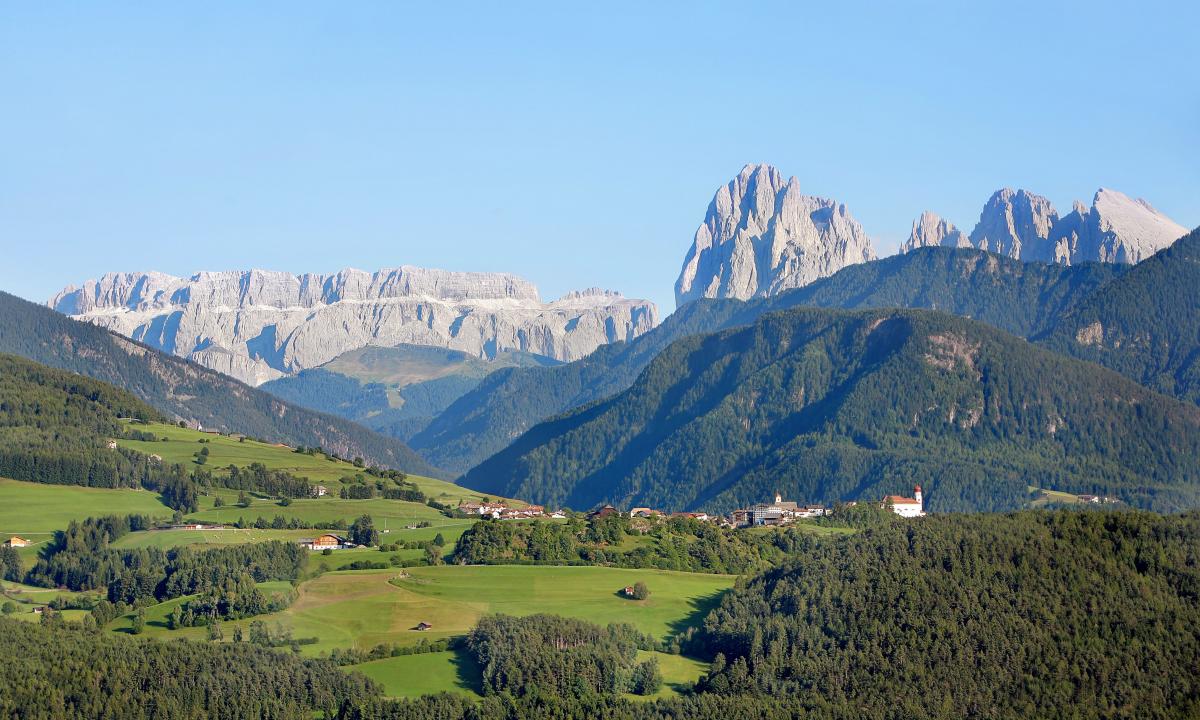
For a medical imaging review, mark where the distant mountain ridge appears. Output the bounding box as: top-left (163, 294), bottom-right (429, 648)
top-left (462, 307), bottom-right (1200, 513)
top-left (0, 291), bottom-right (441, 476)
top-left (261, 344), bottom-right (560, 442)
top-left (903, 187), bottom-right (1187, 265)
top-left (50, 267), bottom-right (656, 385)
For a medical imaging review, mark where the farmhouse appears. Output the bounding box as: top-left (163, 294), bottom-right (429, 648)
top-left (4, 536), bottom-right (31, 548)
top-left (106, 440), bottom-right (118, 450)
top-left (310, 485), bottom-right (328, 498)
top-left (298, 534), bottom-right (348, 550)
top-left (882, 485), bottom-right (925, 518)
top-left (589, 505), bottom-right (620, 520)
top-left (622, 585), bottom-right (636, 597)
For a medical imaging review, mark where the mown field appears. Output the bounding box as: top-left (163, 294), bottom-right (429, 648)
top-left (0, 477), bottom-right (173, 561)
top-left (346, 648), bottom-right (707, 700)
top-left (115, 565), bottom-right (733, 656)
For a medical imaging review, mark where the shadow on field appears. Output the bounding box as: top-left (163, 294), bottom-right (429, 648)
top-left (666, 589), bottom-right (728, 637)
top-left (449, 647), bottom-right (484, 694)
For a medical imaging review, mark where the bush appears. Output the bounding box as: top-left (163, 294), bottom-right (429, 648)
top-left (631, 581), bottom-right (650, 600)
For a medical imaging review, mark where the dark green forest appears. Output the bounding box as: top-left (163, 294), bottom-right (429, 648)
top-left (2, 511), bottom-right (1197, 719)
top-left (1043, 227), bottom-right (1200, 404)
top-left (467, 614), bottom-right (661, 698)
top-left (690, 510), bottom-right (1200, 719)
top-left (409, 247), bottom-right (1124, 473)
top-left (26, 514), bottom-right (306, 606)
top-left (464, 308), bottom-right (1200, 513)
top-left (0, 291), bottom-right (438, 475)
top-left (0, 618), bottom-right (378, 719)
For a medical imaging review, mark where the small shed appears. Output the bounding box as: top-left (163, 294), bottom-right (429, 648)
top-left (415, 622), bottom-right (433, 631)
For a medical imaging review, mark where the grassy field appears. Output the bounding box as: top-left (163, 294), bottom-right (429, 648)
top-left (348, 650), bottom-right (483, 698)
top-left (127, 565), bottom-right (733, 657)
top-left (264, 565), bottom-right (730, 655)
top-left (630, 651), bottom-right (709, 700)
top-left (118, 421), bottom-right (491, 505)
top-left (344, 644), bottom-right (707, 700)
top-left (0, 477), bottom-right (173, 561)
top-left (111, 527), bottom-right (317, 550)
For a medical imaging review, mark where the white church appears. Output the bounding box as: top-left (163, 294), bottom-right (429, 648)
top-left (882, 485), bottom-right (925, 518)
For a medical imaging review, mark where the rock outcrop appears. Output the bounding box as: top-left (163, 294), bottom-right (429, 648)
top-left (904, 187), bottom-right (1186, 265)
top-left (675, 164), bottom-right (876, 306)
top-left (50, 267), bottom-right (657, 386)
top-left (900, 211), bottom-right (969, 253)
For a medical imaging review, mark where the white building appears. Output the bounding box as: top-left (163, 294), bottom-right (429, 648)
top-left (883, 485), bottom-right (925, 518)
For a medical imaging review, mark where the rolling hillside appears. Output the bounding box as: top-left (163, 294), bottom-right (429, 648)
top-left (417, 248), bottom-right (1123, 473)
top-left (1042, 226), bottom-right (1200, 404)
top-left (463, 307), bottom-right (1200, 513)
top-left (261, 344), bottom-right (558, 442)
top-left (0, 291), bottom-right (440, 476)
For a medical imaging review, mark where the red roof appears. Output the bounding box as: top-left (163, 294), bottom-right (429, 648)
top-left (884, 495), bottom-right (919, 505)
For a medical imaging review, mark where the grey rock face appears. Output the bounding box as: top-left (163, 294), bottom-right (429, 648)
top-left (1050, 189), bottom-right (1189, 265)
top-left (50, 267), bottom-right (657, 386)
top-left (900, 211), bottom-right (969, 253)
top-left (968, 189), bottom-right (1061, 262)
top-left (675, 164), bottom-right (876, 306)
top-left (904, 187), bottom-right (1186, 265)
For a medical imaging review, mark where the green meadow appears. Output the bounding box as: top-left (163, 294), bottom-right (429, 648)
top-left (126, 565), bottom-right (733, 657)
top-left (0, 477), bottom-right (173, 561)
top-left (117, 421), bottom-right (491, 505)
top-left (348, 650), bottom-right (483, 698)
top-left (345, 647), bottom-right (708, 700)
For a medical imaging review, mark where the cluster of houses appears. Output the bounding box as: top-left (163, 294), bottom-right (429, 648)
top-left (457, 500), bottom-right (565, 520)
top-left (593, 485), bottom-right (929, 529)
top-left (730, 494), bottom-right (832, 527)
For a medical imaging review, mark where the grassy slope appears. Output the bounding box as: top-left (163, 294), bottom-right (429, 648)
top-left (118, 421), bottom-right (481, 504)
top-left (0, 477), bottom-right (172, 561)
top-left (126, 565), bottom-right (732, 656)
top-left (348, 650), bottom-right (483, 698)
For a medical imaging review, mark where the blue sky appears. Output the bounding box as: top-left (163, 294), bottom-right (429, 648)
top-left (2, 1), bottom-right (1196, 315)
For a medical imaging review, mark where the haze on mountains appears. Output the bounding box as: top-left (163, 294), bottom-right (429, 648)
top-left (50, 267), bottom-right (655, 386)
top-left (0, 290), bottom-right (440, 477)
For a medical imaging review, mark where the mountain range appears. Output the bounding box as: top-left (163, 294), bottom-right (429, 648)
top-left (0, 290), bottom-right (439, 476)
top-left (902, 187), bottom-right (1187, 265)
top-left (50, 267), bottom-right (656, 386)
top-left (20, 164), bottom-right (1200, 513)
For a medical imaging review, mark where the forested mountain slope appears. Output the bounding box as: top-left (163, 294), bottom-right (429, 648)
top-left (692, 511), bottom-right (1200, 719)
top-left (418, 248), bottom-right (1120, 472)
top-left (1043, 226), bottom-right (1200, 404)
top-left (0, 291), bottom-right (440, 476)
top-left (463, 307), bottom-right (1200, 513)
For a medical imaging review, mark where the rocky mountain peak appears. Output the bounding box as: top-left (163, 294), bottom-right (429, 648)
top-left (968, 188), bottom-right (1060, 262)
top-left (901, 186), bottom-right (1186, 266)
top-left (900, 211), bottom-right (968, 253)
top-left (675, 164), bottom-right (876, 306)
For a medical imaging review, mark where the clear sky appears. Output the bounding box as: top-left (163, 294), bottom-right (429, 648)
top-left (2, 1), bottom-right (1196, 315)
